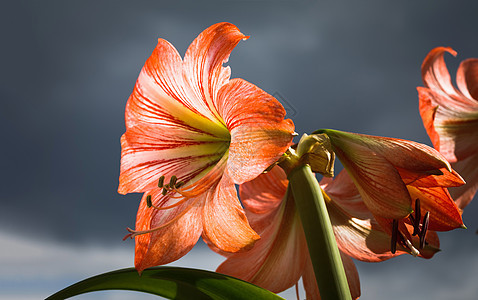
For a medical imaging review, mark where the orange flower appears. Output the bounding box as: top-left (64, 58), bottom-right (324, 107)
top-left (217, 167), bottom-right (436, 299)
top-left (315, 129), bottom-right (464, 255)
top-left (118, 23), bottom-right (294, 272)
top-left (418, 47), bottom-right (478, 209)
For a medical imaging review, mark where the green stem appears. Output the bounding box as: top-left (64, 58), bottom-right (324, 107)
top-left (288, 164), bottom-right (351, 300)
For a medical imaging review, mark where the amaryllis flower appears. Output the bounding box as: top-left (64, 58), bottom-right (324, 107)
top-left (418, 47), bottom-right (478, 209)
top-left (118, 22), bottom-right (294, 272)
top-left (314, 129), bottom-right (465, 254)
top-left (218, 167), bottom-right (443, 299)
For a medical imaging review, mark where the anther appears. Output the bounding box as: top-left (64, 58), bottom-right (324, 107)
top-left (419, 211), bottom-right (430, 249)
top-left (162, 188), bottom-right (168, 196)
top-left (158, 175), bottom-right (165, 188)
top-left (175, 181), bottom-right (185, 189)
top-left (413, 199), bottom-right (421, 236)
top-left (391, 219), bottom-right (398, 254)
top-left (170, 175), bottom-right (177, 187)
top-left (146, 195), bottom-right (152, 208)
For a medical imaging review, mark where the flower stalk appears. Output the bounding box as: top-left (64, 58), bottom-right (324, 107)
top-left (288, 164), bottom-right (352, 300)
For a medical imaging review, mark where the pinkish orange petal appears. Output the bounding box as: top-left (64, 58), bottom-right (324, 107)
top-left (398, 167), bottom-right (465, 188)
top-left (332, 141), bottom-right (413, 219)
top-left (216, 192), bottom-right (307, 293)
top-left (418, 87), bottom-right (478, 162)
top-left (118, 131), bottom-right (228, 194)
top-left (217, 78), bottom-right (295, 184)
top-left (326, 199), bottom-right (403, 262)
top-left (407, 186), bottom-right (464, 231)
top-left (202, 172), bottom-right (260, 253)
top-left (128, 39), bottom-right (229, 138)
top-left (183, 22), bottom-right (247, 124)
top-left (240, 166), bottom-right (288, 214)
top-left (359, 134), bottom-right (451, 173)
top-left (418, 87), bottom-right (441, 149)
top-left (421, 47), bottom-right (459, 98)
top-left (320, 170), bottom-right (372, 220)
top-left (450, 155), bottom-right (478, 209)
top-left (457, 58), bottom-right (478, 101)
top-left (133, 191), bottom-right (203, 273)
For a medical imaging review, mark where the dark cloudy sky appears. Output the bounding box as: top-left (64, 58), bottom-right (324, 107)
top-left (1, 1), bottom-right (478, 299)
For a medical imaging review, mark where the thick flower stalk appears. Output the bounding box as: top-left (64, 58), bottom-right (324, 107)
top-left (118, 22), bottom-right (294, 272)
top-left (418, 47), bottom-right (478, 209)
top-left (313, 129), bottom-right (465, 256)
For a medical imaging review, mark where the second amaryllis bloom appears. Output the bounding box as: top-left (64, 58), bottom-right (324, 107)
top-left (217, 166), bottom-right (443, 299)
top-left (118, 22), bottom-right (294, 272)
top-left (418, 47), bottom-right (478, 209)
top-left (315, 129), bottom-right (465, 254)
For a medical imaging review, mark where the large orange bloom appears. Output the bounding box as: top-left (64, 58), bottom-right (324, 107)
top-left (418, 47), bottom-right (478, 209)
top-left (118, 23), bottom-right (294, 272)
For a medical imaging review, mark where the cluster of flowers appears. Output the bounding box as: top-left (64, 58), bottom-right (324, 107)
top-left (118, 23), bottom-right (478, 299)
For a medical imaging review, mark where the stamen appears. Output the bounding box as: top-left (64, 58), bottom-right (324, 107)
top-left (170, 175), bottom-right (177, 187)
top-left (158, 175), bottom-right (165, 188)
top-left (419, 211), bottom-right (430, 249)
top-left (162, 188), bottom-right (167, 196)
top-left (147, 196), bottom-right (191, 211)
top-left (413, 199), bottom-right (421, 236)
top-left (409, 214), bottom-right (415, 229)
top-left (146, 195), bottom-right (152, 208)
top-left (175, 181), bottom-right (185, 189)
top-left (404, 239), bottom-right (420, 257)
top-left (123, 197), bottom-right (200, 240)
top-left (391, 219), bottom-right (398, 254)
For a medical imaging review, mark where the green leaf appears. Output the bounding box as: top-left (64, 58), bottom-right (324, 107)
top-left (46, 266), bottom-right (285, 300)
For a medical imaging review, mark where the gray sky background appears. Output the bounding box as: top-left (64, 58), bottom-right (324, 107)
top-left (1, 1), bottom-right (477, 299)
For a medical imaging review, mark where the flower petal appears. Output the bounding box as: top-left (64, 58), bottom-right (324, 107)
top-left (320, 170), bottom-right (372, 220)
top-left (118, 131), bottom-right (228, 194)
top-left (133, 191), bottom-right (203, 273)
top-left (329, 137), bottom-right (413, 219)
top-left (128, 38), bottom-right (229, 138)
top-left (421, 47), bottom-right (460, 99)
top-left (418, 87), bottom-right (441, 150)
top-left (407, 186), bottom-right (464, 231)
top-left (239, 167), bottom-right (288, 235)
top-left (398, 166), bottom-right (465, 188)
top-left (183, 22), bottom-right (247, 124)
top-left (240, 166), bottom-right (288, 214)
top-left (321, 171), bottom-right (403, 261)
top-left (216, 190), bottom-right (307, 294)
top-left (202, 172), bottom-right (260, 253)
top-left (418, 87), bottom-right (478, 162)
top-left (326, 198), bottom-right (403, 262)
top-left (457, 58), bottom-right (478, 101)
top-left (450, 155), bottom-right (478, 209)
top-left (217, 78), bottom-right (295, 184)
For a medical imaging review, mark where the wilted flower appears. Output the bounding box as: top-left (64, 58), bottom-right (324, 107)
top-left (418, 47), bottom-right (478, 209)
top-left (118, 22), bottom-right (294, 272)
